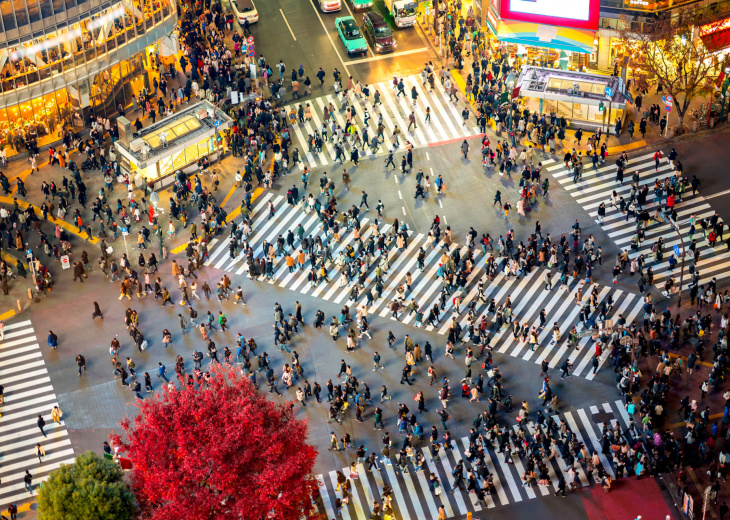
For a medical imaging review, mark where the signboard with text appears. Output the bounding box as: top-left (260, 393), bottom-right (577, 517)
top-left (623, 0), bottom-right (670, 11)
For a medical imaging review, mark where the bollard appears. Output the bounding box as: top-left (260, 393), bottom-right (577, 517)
top-left (27, 288), bottom-right (32, 300)
top-left (16, 299), bottom-right (21, 311)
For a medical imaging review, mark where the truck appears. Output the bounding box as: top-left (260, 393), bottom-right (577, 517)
top-left (383, 0), bottom-right (417, 28)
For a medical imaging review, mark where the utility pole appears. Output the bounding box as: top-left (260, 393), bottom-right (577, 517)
top-left (657, 211), bottom-right (685, 307)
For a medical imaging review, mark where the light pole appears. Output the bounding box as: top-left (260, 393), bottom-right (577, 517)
top-left (212, 98), bottom-right (228, 164)
top-left (657, 211), bottom-right (685, 307)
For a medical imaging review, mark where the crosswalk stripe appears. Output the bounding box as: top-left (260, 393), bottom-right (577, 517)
top-left (437, 450), bottom-right (469, 514)
top-left (576, 408), bottom-right (614, 478)
top-left (559, 412), bottom-right (592, 486)
top-left (0, 334), bottom-right (40, 350)
top-left (614, 399), bottom-right (632, 427)
top-left (1, 320), bottom-right (32, 332)
top-left (355, 463), bottom-right (375, 510)
top-left (315, 400), bottom-right (640, 518)
top-left (493, 446), bottom-right (523, 501)
top-left (211, 195), bottom-right (642, 379)
top-left (548, 286), bottom-right (611, 368)
top-left (371, 235), bottom-right (426, 314)
top-left (458, 437), bottom-right (493, 508)
top-left (506, 433), bottom-right (536, 499)
top-left (428, 252), bottom-right (487, 326)
top-left (342, 466), bottom-right (368, 519)
top-left (483, 445), bottom-right (509, 505)
top-left (383, 462), bottom-right (414, 520)
top-left (509, 272), bottom-right (563, 360)
top-left (328, 471), bottom-right (351, 520)
top-left (0, 343), bottom-right (42, 362)
top-left (283, 72), bottom-right (478, 168)
top-left (411, 458), bottom-right (442, 516)
top-left (484, 269), bottom-right (540, 354)
top-left (522, 423), bottom-right (560, 492)
top-left (0, 321), bottom-right (76, 508)
top-left (316, 474), bottom-right (338, 519)
top-left (549, 152), bottom-right (727, 292)
top-left (408, 248), bottom-right (470, 326)
top-left (388, 85), bottom-right (430, 145)
top-left (413, 82), bottom-right (450, 142)
top-left (586, 298), bottom-right (644, 380)
top-left (424, 457), bottom-right (454, 516)
top-left (452, 441), bottom-right (482, 510)
top-left (401, 467), bottom-right (430, 519)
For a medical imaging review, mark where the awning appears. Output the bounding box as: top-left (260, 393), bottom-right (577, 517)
top-left (497, 20), bottom-right (595, 54)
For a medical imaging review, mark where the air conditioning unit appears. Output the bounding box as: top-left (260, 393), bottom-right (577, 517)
top-left (129, 138), bottom-right (145, 152)
top-left (206, 107), bottom-right (215, 118)
top-left (196, 109), bottom-right (208, 120)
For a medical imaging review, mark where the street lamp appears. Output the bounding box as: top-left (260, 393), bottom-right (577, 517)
top-left (212, 98), bottom-right (228, 165)
top-left (656, 211), bottom-right (685, 308)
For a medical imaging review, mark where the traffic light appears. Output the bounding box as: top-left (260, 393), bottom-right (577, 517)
top-left (598, 101), bottom-right (604, 112)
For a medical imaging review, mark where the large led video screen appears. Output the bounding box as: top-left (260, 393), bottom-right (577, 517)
top-left (499, 0), bottom-right (600, 31)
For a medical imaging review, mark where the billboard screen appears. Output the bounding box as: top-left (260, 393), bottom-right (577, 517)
top-left (499, 0), bottom-right (600, 31)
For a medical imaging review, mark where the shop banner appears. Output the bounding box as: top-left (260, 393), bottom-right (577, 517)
top-left (497, 20), bottom-right (595, 54)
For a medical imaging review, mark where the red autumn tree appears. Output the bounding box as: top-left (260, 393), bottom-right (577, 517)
top-left (110, 365), bottom-right (319, 520)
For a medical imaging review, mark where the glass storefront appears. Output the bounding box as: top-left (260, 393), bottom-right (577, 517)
top-left (0, 0), bottom-right (171, 94)
top-left (115, 100), bottom-right (231, 188)
top-left (0, 54), bottom-right (145, 156)
top-left (0, 0), bottom-right (175, 158)
top-left (130, 137), bottom-right (215, 182)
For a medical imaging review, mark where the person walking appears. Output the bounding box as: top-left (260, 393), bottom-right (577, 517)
top-left (385, 149), bottom-right (396, 169)
top-left (37, 414), bottom-right (46, 437)
top-left (23, 470), bottom-right (33, 495)
top-left (91, 302), bottom-right (103, 319)
top-left (35, 443), bottom-right (45, 463)
top-left (157, 362), bottom-right (169, 382)
top-left (437, 408), bottom-right (449, 430)
top-left (360, 191), bottom-right (369, 210)
top-left (75, 354), bottom-right (86, 376)
top-left (47, 331), bottom-right (58, 350)
top-left (50, 405), bottom-right (62, 423)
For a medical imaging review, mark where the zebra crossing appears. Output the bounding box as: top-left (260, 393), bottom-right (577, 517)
top-left (314, 399), bottom-right (638, 519)
top-left (286, 73), bottom-right (481, 169)
top-left (203, 192), bottom-right (645, 380)
top-left (0, 319), bottom-right (76, 507)
top-left (544, 151), bottom-right (729, 292)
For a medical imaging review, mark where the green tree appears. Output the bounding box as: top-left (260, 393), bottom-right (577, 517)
top-left (37, 450), bottom-right (135, 520)
top-left (620, 9), bottom-right (730, 132)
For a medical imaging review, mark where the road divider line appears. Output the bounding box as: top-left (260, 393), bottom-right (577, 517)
top-left (307, 0), bottom-right (350, 77)
top-left (346, 47), bottom-right (429, 65)
top-left (279, 9), bottom-right (297, 41)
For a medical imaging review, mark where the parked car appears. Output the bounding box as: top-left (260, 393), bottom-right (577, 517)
top-left (362, 11), bottom-right (395, 53)
top-left (318, 0), bottom-right (342, 12)
top-left (230, 0), bottom-right (258, 24)
top-left (335, 16), bottom-right (368, 56)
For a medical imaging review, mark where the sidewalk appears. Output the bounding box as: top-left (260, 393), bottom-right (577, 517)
top-left (449, 66), bottom-right (723, 158)
top-left (414, 8), bottom-right (721, 160)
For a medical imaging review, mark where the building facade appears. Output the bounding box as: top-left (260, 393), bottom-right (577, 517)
top-left (467, 0), bottom-right (730, 72)
top-left (0, 0), bottom-right (177, 157)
